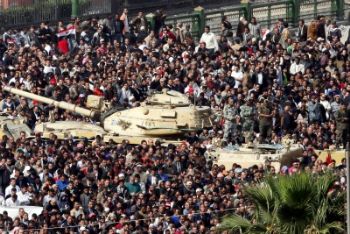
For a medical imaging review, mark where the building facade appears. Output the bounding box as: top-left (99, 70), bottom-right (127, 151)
top-left (0, 0), bottom-right (33, 9)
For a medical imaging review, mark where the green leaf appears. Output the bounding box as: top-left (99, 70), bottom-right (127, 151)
top-left (219, 173), bottom-right (345, 234)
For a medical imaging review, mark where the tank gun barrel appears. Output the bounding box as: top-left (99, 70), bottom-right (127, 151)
top-left (3, 86), bottom-right (98, 118)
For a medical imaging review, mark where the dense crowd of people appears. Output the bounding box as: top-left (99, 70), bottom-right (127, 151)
top-left (0, 7), bottom-right (347, 233)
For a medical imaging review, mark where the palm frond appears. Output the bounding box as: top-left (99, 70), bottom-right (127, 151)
top-left (219, 173), bottom-right (345, 234)
top-left (278, 173), bottom-right (314, 207)
top-left (218, 214), bottom-right (254, 233)
top-left (311, 200), bottom-right (328, 229)
top-left (318, 221), bottom-right (344, 234)
top-left (245, 184), bottom-right (276, 215)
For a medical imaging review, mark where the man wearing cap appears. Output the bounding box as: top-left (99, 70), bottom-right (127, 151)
top-left (258, 98), bottom-right (273, 143)
top-left (335, 102), bottom-right (349, 149)
top-left (240, 97), bottom-right (256, 144)
top-left (223, 97), bottom-right (239, 144)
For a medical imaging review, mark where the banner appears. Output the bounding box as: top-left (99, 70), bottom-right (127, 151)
top-left (56, 26), bottom-right (76, 38)
top-left (339, 25), bottom-right (350, 44)
top-left (0, 206), bottom-right (43, 219)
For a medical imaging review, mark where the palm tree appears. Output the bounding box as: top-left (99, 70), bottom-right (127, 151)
top-left (218, 173), bottom-right (345, 234)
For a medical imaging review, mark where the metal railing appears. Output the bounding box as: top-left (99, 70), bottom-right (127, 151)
top-left (0, 0), bottom-right (112, 29)
top-left (0, 0), bottom-right (347, 31)
top-left (79, 0), bottom-right (112, 17)
top-left (0, 0), bottom-right (240, 29)
top-left (205, 6), bottom-right (246, 36)
top-left (0, 0), bottom-right (72, 28)
top-left (299, 0), bottom-right (336, 20)
top-left (248, 0), bottom-right (293, 29)
top-left (165, 13), bottom-right (201, 41)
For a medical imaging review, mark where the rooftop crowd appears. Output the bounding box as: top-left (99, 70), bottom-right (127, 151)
top-left (0, 7), bottom-right (348, 234)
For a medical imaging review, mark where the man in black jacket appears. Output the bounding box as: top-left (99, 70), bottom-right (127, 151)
top-left (0, 159), bottom-right (11, 194)
top-left (316, 16), bottom-right (326, 40)
top-left (251, 66), bottom-right (268, 90)
top-left (38, 22), bottom-right (52, 45)
top-left (114, 14), bottom-right (124, 43)
top-left (297, 19), bottom-right (308, 42)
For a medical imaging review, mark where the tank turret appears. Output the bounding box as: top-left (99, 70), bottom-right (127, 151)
top-left (146, 89), bottom-right (191, 106)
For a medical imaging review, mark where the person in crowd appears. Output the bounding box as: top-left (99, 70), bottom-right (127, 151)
top-left (131, 11), bottom-right (148, 34)
top-left (199, 26), bottom-right (219, 54)
top-left (328, 21), bottom-right (342, 41)
top-left (248, 17), bottom-right (261, 39)
top-left (113, 13), bottom-right (124, 42)
top-left (258, 98), bottom-right (273, 143)
top-left (221, 16), bottom-right (233, 38)
top-left (335, 102), bottom-right (349, 149)
top-left (297, 19), bottom-right (308, 42)
top-left (120, 8), bottom-right (130, 35)
top-left (307, 19), bottom-right (318, 41)
top-left (236, 16), bottom-right (247, 40)
top-left (317, 16), bottom-right (327, 40)
top-left (0, 9), bottom-right (346, 233)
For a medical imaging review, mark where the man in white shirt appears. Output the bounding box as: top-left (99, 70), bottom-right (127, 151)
top-left (5, 178), bottom-right (20, 198)
top-left (8, 71), bottom-right (24, 85)
top-left (289, 58), bottom-right (305, 75)
top-left (320, 93), bottom-right (331, 120)
top-left (17, 185), bottom-right (31, 206)
top-left (231, 65), bottom-right (243, 89)
top-left (43, 59), bottom-right (56, 75)
top-left (199, 26), bottom-right (219, 53)
top-left (43, 189), bottom-right (57, 208)
top-left (5, 192), bottom-right (19, 207)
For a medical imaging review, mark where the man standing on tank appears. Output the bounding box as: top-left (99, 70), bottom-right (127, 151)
top-left (258, 98), bottom-right (273, 143)
top-left (240, 97), bottom-right (256, 144)
top-left (223, 97), bottom-right (239, 144)
top-left (335, 102), bottom-right (349, 149)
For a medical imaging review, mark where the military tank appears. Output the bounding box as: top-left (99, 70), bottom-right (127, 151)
top-left (0, 112), bottom-right (32, 140)
top-left (3, 87), bottom-right (212, 144)
top-left (205, 143), bottom-right (303, 169)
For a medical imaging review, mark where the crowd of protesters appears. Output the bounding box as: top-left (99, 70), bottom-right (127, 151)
top-left (0, 6), bottom-right (347, 233)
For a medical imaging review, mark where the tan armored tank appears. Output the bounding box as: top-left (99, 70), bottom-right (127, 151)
top-left (0, 112), bottom-right (32, 139)
top-left (146, 89), bottom-right (191, 106)
top-left (205, 143), bottom-right (303, 169)
top-left (3, 87), bottom-right (212, 144)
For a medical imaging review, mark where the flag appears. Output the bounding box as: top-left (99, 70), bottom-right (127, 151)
top-left (56, 26), bottom-right (76, 38)
top-left (325, 151), bottom-right (332, 165)
top-left (262, 28), bottom-right (270, 41)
